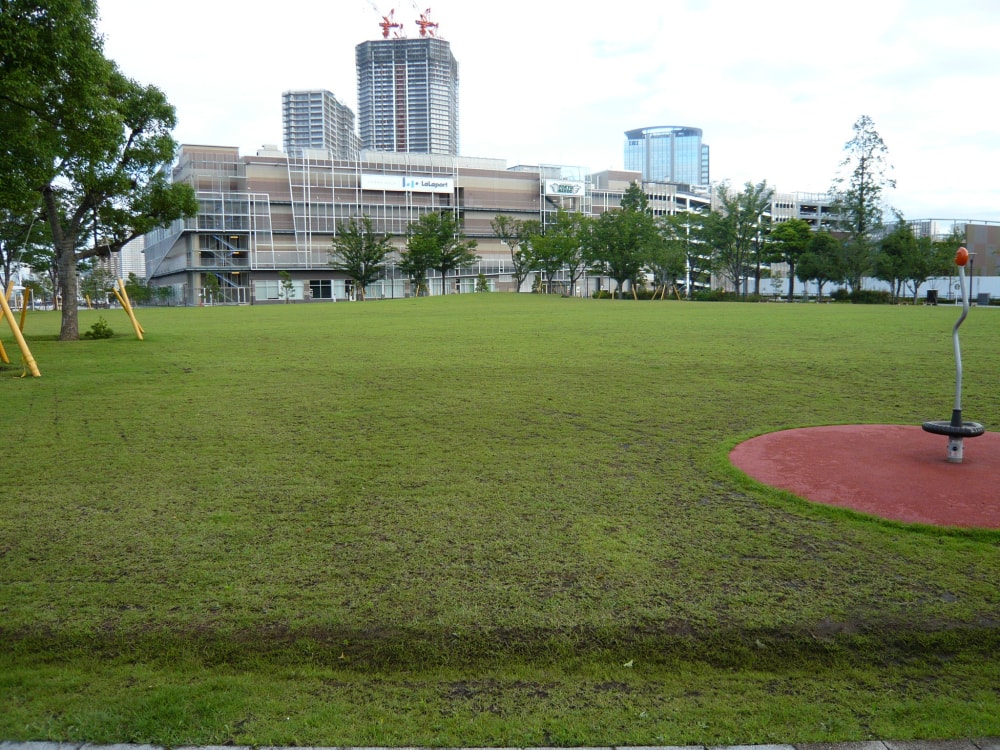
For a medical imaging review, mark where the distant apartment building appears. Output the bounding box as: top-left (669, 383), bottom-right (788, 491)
top-left (119, 235), bottom-right (146, 279)
top-left (282, 89), bottom-right (360, 161)
top-left (94, 235), bottom-right (145, 281)
top-left (625, 126), bottom-right (710, 186)
top-left (356, 37), bottom-right (459, 155)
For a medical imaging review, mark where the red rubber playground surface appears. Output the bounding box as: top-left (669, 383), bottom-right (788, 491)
top-left (730, 424), bottom-right (1000, 529)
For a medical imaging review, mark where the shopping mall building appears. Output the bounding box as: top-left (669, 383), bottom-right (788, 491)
top-left (143, 144), bottom-right (723, 304)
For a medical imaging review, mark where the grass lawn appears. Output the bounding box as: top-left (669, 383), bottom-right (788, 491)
top-left (1, 294), bottom-right (998, 746)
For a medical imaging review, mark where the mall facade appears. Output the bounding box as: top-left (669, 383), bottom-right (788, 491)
top-left (143, 145), bottom-right (701, 304)
top-left (143, 143), bottom-right (848, 305)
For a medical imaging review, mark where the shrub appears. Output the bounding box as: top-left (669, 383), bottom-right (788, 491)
top-left (849, 289), bottom-right (893, 305)
top-left (692, 288), bottom-right (732, 302)
top-left (83, 316), bottom-right (114, 339)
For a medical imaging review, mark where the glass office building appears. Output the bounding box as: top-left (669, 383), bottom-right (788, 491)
top-left (624, 126), bottom-right (709, 186)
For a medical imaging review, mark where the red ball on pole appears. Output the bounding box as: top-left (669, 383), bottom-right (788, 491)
top-left (956, 246), bottom-right (970, 266)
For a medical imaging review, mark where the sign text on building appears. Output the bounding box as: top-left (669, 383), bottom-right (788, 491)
top-left (362, 174), bottom-right (455, 194)
top-left (545, 180), bottom-right (585, 197)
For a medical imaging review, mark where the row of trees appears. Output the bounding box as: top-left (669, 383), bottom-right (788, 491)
top-left (328, 211), bottom-right (478, 300)
top-left (769, 214), bottom-right (961, 303)
top-left (491, 185), bottom-right (693, 297)
top-left (329, 116), bottom-right (952, 304)
top-left (328, 184), bottom-right (695, 301)
top-left (481, 115), bottom-right (959, 303)
top-left (1, 0), bottom-right (198, 339)
top-left (738, 115), bottom-right (961, 303)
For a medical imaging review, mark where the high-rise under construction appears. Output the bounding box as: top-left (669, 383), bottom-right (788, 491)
top-left (356, 27), bottom-right (459, 156)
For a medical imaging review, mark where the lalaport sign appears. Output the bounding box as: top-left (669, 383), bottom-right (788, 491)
top-left (362, 174), bottom-right (454, 194)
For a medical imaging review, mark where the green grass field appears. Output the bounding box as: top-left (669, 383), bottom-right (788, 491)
top-left (2, 295), bottom-right (999, 746)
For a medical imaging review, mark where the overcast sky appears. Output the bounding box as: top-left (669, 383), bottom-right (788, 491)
top-left (97, 0), bottom-right (1000, 222)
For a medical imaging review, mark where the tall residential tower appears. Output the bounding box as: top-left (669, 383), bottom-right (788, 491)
top-left (356, 36), bottom-right (459, 155)
top-left (282, 89), bottom-right (360, 160)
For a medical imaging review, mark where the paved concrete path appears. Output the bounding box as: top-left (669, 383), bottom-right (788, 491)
top-left (3, 739), bottom-right (1000, 750)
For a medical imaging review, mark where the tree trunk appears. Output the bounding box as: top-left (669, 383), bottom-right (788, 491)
top-left (57, 240), bottom-right (80, 340)
top-left (787, 265), bottom-right (796, 301)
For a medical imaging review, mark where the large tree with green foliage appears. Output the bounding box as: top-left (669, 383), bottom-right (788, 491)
top-left (875, 219), bottom-right (957, 303)
top-left (831, 115), bottom-right (895, 292)
top-left (873, 217), bottom-right (917, 302)
top-left (329, 215), bottom-right (394, 301)
top-left (523, 210), bottom-right (588, 295)
top-left (703, 180), bottom-right (773, 298)
top-left (490, 214), bottom-right (533, 292)
top-left (1, 0), bottom-right (198, 339)
top-left (647, 213), bottom-right (689, 296)
top-left (586, 183), bottom-right (659, 298)
top-left (402, 210), bottom-right (478, 296)
top-left (913, 228), bottom-right (965, 302)
top-left (796, 231), bottom-right (844, 302)
top-left (769, 218), bottom-right (813, 300)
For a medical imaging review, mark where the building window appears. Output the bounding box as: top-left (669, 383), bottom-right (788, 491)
top-left (310, 279), bottom-right (333, 299)
top-left (255, 280), bottom-right (282, 301)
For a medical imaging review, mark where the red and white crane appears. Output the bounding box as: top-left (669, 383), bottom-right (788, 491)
top-left (365, 1), bottom-right (404, 37)
top-left (406, 2), bottom-right (439, 37)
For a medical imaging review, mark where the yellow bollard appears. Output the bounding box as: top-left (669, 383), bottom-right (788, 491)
top-left (0, 289), bottom-right (40, 376)
top-left (19, 288), bottom-right (31, 332)
top-left (113, 288), bottom-right (143, 340)
top-left (116, 279), bottom-right (144, 334)
top-left (114, 279), bottom-right (144, 340)
top-left (1, 283), bottom-right (12, 362)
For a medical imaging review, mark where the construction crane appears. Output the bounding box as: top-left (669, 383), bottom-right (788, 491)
top-left (379, 9), bottom-right (404, 38)
top-left (365, 1), bottom-right (404, 37)
top-left (412, 5), bottom-right (439, 37)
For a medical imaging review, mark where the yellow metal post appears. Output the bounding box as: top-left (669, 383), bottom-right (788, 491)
top-left (117, 279), bottom-right (144, 334)
top-left (19, 288), bottom-right (31, 332)
top-left (1, 283), bottom-right (12, 362)
top-left (114, 279), bottom-right (144, 340)
top-left (113, 288), bottom-right (143, 340)
top-left (0, 288), bottom-right (40, 376)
